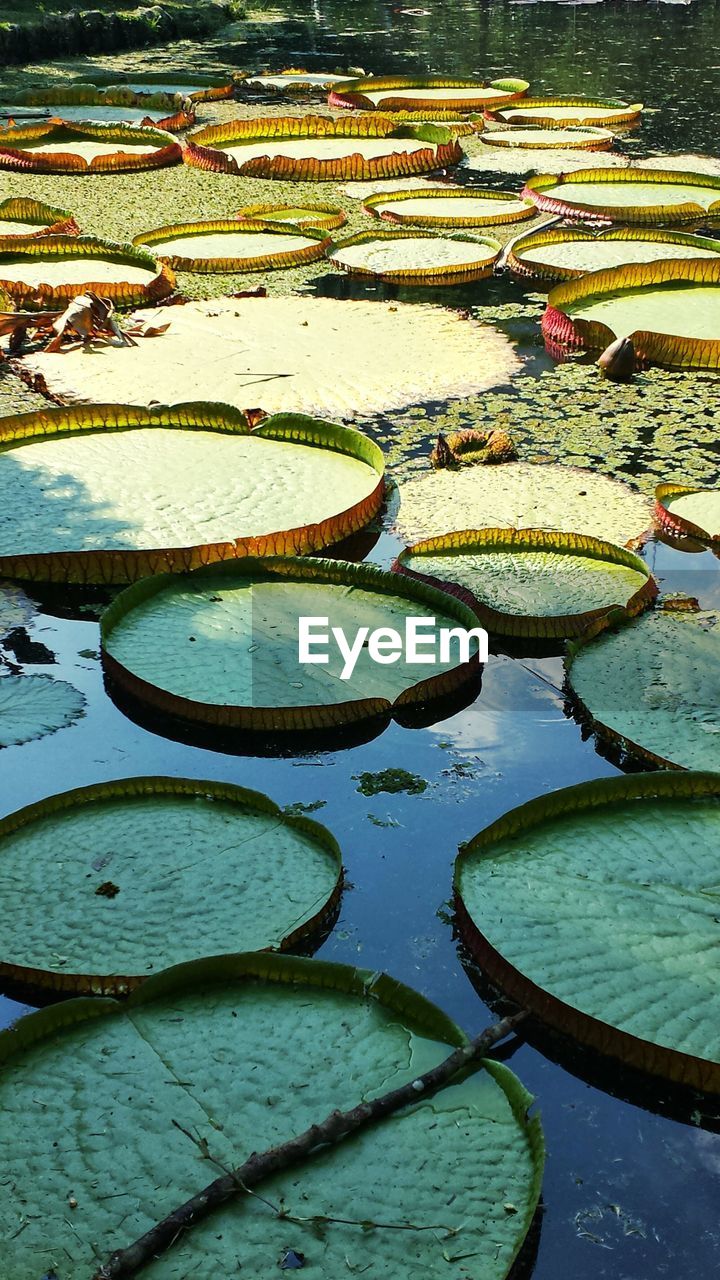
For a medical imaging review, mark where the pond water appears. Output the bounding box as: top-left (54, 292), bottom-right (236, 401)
top-left (1, 2), bottom-right (719, 1277)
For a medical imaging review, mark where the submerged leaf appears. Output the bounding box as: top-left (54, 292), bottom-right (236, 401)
top-left (0, 672), bottom-right (85, 747)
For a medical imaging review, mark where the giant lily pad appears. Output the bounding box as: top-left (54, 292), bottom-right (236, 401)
top-left (100, 556), bottom-right (485, 735)
top-left (456, 772), bottom-right (720, 1092)
top-left (0, 196), bottom-right (79, 238)
top-left (329, 75), bottom-right (529, 112)
top-left (484, 125), bottom-right (614, 151)
top-left (396, 529), bottom-right (656, 640)
top-left (509, 226), bottom-right (720, 282)
top-left (655, 483), bottom-right (720, 545)
top-left (0, 120), bottom-right (182, 173)
top-left (236, 200), bottom-right (347, 231)
top-left (0, 777), bottom-right (342, 995)
top-left (363, 186), bottom-right (535, 227)
top-left (328, 228), bottom-right (501, 285)
top-left (0, 84), bottom-right (194, 131)
top-left (0, 672), bottom-right (85, 748)
top-left (70, 71), bottom-right (235, 102)
top-left (18, 295), bottom-right (521, 419)
top-left (241, 68), bottom-right (363, 91)
top-left (185, 115), bottom-right (463, 180)
top-left (0, 404), bottom-right (384, 584)
top-left (542, 260), bottom-right (720, 368)
top-left (565, 605), bottom-right (720, 771)
top-left (524, 167), bottom-right (720, 224)
top-left (395, 463), bottom-right (652, 549)
top-left (0, 234), bottom-right (174, 307)
top-left (0, 953), bottom-right (543, 1279)
top-left (486, 96), bottom-right (643, 129)
top-left (132, 218), bottom-right (330, 272)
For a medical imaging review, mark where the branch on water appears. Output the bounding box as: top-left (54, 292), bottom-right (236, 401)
top-left (93, 1010), bottom-right (526, 1279)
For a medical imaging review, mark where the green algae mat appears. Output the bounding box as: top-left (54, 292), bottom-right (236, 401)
top-left (0, 777), bottom-right (343, 995)
top-left (0, 953), bottom-right (543, 1279)
top-left (455, 772), bottom-right (720, 1093)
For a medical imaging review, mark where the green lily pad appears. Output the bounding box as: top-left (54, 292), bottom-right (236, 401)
top-left (328, 228), bottom-right (501, 285)
top-left (486, 97), bottom-right (643, 128)
top-left (132, 218), bottom-right (329, 273)
top-left (524, 168), bottom-right (720, 223)
top-left (363, 186), bottom-right (535, 227)
top-left (0, 777), bottom-right (342, 994)
top-left (0, 953), bottom-right (543, 1280)
top-left (0, 233), bottom-right (173, 307)
top-left (236, 201), bottom-right (347, 231)
top-left (455, 771), bottom-right (720, 1092)
top-left (329, 75), bottom-right (530, 112)
top-left (395, 463), bottom-right (652, 549)
top-left (0, 404), bottom-right (384, 585)
top-left (544, 260), bottom-right (720, 368)
top-left (0, 672), bottom-right (85, 748)
top-left (655, 483), bottom-right (720, 543)
top-left (397, 529), bottom-right (656, 639)
top-left (565, 606), bottom-right (720, 771)
top-left (509, 227), bottom-right (720, 282)
top-left (19, 296), bottom-right (521, 421)
top-left (186, 116), bottom-right (462, 181)
top-left (484, 126), bottom-right (614, 150)
top-left (100, 556), bottom-right (485, 735)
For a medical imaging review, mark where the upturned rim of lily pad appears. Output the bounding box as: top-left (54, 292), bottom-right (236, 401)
top-left (542, 257), bottom-right (720, 368)
top-left (327, 226), bottom-right (502, 284)
top-left (394, 528), bottom-right (657, 639)
top-left (184, 114), bottom-right (463, 181)
top-left (235, 201), bottom-right (348, 231)
top-left (654, 483), bottom-right (720, 545)
top-left (454, 769), bottom-right (720, 1094)
top-left (523, 166), bottom-right (720, 224)
top-left (100, 554), bottom-right (485, 735)
top-left (0, 120), bottom-right (182, 173)
top-left (362, 185), bottom-right (536, 227)
top-left (0, 196), bottom-right (80, 238)
top-left (485, 95), bottom-right (643, 128)
top-left (237, 67), bottom-right (369, 93)
top-left (0, 776), bottom-right (344, 997)
top-left (0, 233), bottom-right (175, 307)
top-left (131, 218), bottom-right (331, 273)
top-left (508, 225), bottom-right (720, 282)
top-left (69, 70), bottom-right (235, 102)
top-left (484, 124), bottom-right (615, 151)
top-left (0, 404), bottom-right (385, 584)
top-left (328, 74), bottom-right (529, 112)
